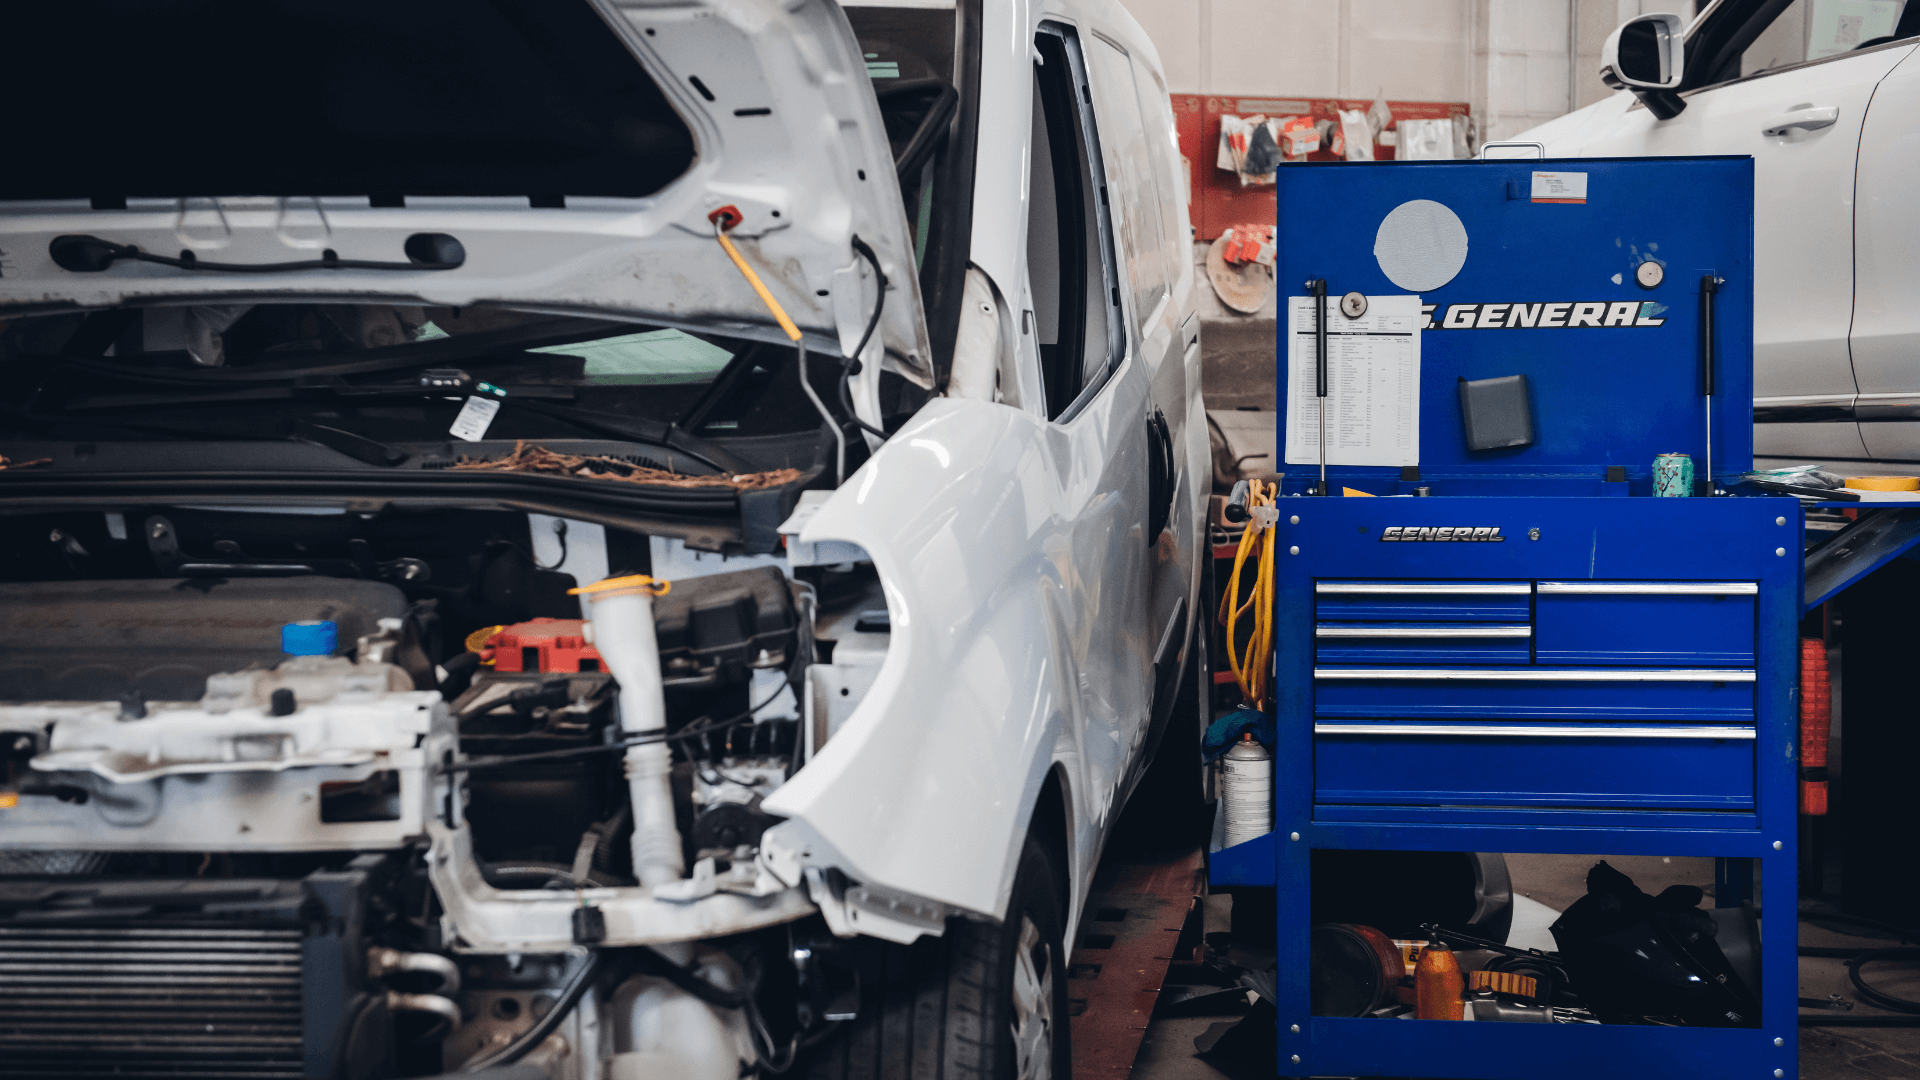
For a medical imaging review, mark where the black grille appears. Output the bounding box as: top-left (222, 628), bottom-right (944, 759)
top-left (0, 924), bottom-right (305, 1078)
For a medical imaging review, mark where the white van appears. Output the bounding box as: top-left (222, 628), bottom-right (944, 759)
top-left (0, 2), bottom-right (1203, 1078)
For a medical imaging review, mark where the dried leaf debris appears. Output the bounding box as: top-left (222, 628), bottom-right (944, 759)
top-left (450, 441), bottom-right (802, 491)
top-left (0, 455), bottom-right (52, 471)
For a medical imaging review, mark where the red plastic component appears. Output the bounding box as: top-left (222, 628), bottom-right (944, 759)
top-left (1799, 638), bottom-right (1830, 816)
top-left (488, 618), bottom-right (603, 674)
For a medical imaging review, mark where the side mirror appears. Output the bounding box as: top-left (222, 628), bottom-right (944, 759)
top-left (1600, 12), bottom-right (1686, 119)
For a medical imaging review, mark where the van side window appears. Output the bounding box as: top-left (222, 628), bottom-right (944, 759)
top-left (1085, 36), bottom-right (1170, 330)
top-left (1030, 25), bottom-right (1122, 421)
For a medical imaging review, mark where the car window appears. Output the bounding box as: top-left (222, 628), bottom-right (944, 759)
top-left (1697, 0), bottom-right (1914, 86)
top-left (1084, 37), bottom-right (1172, 331)
top-left (1030, 25), bottom-right (1124, 421)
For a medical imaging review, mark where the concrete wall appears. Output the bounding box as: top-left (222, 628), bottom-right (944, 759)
top-left (1115, 0), bottom-right (1695, 144)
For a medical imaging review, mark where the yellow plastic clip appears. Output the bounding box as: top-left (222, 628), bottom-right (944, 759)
top-left (464, 625), bottom-right (507, 659)
top-left (568, 574), bottom-right (671, 598)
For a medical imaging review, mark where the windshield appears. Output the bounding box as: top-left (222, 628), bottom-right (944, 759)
top-left (4, 0), bottom-right (694, 202)
top-left (0, 304), bottom-right (841, 460)
top-left (847, 4), bottom-right (958, 272)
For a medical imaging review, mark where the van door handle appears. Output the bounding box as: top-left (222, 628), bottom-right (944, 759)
top-left (1761, 106), bottom-right (1839, 136)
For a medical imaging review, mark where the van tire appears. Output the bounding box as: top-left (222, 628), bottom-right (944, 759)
top-left (802, 834), bottom-right (1070, 1080)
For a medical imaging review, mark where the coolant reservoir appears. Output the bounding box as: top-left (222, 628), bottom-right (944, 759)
top-left (1221, 732), bottom-right (1273, 847)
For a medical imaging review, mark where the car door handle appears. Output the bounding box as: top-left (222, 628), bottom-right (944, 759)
top-left (1761, 105), bottom-right (1839, 136)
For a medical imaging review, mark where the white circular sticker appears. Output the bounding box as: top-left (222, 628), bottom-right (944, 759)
top-left (1373, 199), bottom-right (1469, 293)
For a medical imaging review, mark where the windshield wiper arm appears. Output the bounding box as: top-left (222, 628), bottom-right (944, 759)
top-left (49, 233), bottom-right (466, 274)
top-left (506, 400), bottom-right (747, 474)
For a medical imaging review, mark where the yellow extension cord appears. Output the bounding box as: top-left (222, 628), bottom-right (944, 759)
top-left (1217, 479), bottom-right (1278, 709)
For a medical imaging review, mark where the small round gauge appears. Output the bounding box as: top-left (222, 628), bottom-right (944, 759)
top-left (1635, 261), bottom-right (1664, 289)
top-left (1340, 291), bottom-right (1368, 318)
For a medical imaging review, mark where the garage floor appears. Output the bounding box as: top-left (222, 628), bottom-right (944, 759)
top-left (1089, 822), bottom-right (1920, 1080)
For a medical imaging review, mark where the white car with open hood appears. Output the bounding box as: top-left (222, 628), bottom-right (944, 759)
top-left (0, 1), bottom-right (1204, 1079)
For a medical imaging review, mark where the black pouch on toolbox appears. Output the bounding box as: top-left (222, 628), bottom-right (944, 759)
top-left (1458, 374), bottom-right (1535, 451)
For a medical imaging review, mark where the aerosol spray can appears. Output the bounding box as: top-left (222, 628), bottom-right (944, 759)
top-left (1653, 452), bottom-right (1694, 497)
top-left (1220, 733), bottom-right (1272, 847)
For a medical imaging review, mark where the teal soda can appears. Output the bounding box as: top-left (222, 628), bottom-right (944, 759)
top-left (1654, 453), bottom-right (1694, 497)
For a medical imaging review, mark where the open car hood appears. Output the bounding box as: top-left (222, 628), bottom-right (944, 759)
top-left (0, 0), bottom-right (933, 386)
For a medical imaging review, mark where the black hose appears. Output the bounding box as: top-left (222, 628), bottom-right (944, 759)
top-left (634, 948), bottom-right (749, 1009)
top-left (1850, 948), bottom-right (1920, 1014)
top-left (839, 237), bottom-right (888, 441)
top-left (1797, 910), bottom-right (1920, 1022)
top-left (462, 951), bottom-right (608, 1071)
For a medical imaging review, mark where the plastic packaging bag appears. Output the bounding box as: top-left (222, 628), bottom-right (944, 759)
top-left (1338, 109), bottom-right (1374, 161)
top-left (1246, 120), bottom-right (1287, 173)
top-left (1366, 92), bottom-right (1393, 139)
top-left (1395, 118), bottom-right (1456, 160)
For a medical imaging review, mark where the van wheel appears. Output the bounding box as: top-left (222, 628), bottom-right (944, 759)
top-left (803, 835), bottom-right (1070, 1080)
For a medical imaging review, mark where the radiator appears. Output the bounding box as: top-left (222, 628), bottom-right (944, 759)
top-left (0, 924), bottom-right (305, 1079)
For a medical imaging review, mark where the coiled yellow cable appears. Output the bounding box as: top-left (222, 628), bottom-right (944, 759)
top-left (1217, 479), bottom-right (1278, 709)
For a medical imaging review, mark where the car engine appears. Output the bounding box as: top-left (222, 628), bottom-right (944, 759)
top-left (0, 505), bottom-right (880, 1080)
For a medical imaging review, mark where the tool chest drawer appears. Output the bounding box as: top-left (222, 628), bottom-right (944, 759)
top-left (1311, 721), bottom-right (1757, 810)
top-left (1314, 624), bottom-right (1530, 665)
top-left (1314, 581), bottom-right (1530, 622)
top-left (1313, 667), bottom-right (1756, 722)
top-left (1533, 581), bottom-right (1756, 665)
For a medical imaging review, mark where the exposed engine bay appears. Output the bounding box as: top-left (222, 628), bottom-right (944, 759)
top-left (0, 505), bottom-right (887, 1079)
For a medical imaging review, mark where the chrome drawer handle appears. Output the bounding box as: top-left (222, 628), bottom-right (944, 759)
top-left (1314, 722), bottom-right (1757, 740)
top-left (1537, 581), bottom-right (1757, 595)
top-left (1316, 625), bottom-right (1532, 639)
top-left (1317, 582), bottom-right (1531, 595)
top-left (1313, 667), bottom-right (1756, 682)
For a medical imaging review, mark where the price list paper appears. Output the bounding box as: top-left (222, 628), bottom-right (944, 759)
top-left (1284, 294), bottom-right (1421, 467)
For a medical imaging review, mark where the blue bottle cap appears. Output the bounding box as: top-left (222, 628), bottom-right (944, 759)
top-left (281, 620), bottom-right (337, 656)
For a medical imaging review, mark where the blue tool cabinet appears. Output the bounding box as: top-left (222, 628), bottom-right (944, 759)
top-left (1210, 157), bottom-right (1803, 1079)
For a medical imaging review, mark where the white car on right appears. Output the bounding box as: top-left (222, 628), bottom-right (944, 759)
top-left (1519, 0), bottom-right (1920, 465)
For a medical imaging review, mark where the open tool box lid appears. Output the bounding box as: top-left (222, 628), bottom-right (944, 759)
top-left (1273, 156), bottom-right (1753, 496)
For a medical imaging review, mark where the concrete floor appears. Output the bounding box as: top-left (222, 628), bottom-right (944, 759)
top-left (1116, 853), bottom-right (1920, 1080)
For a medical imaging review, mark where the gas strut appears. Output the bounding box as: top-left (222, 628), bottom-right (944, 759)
top-left (1700, 274), bottom-right (1719, 495)
top-left (1307, 278), bottom-right (1328, 496)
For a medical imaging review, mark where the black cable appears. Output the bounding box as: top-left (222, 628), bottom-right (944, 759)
top-left (838, 238), bottom-right (889, 441)
top-left (1850, 948), bottom-right (1920, 1014)
top-left (462, 950), bottom-right (608, 1071)
top-left (441, 684), bottom-right (788, 775)
top-left (634, 948), bottom-right (749, 1009)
